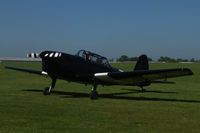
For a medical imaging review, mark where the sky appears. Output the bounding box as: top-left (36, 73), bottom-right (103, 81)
top-left (0, 0), bottom-right (200, 60)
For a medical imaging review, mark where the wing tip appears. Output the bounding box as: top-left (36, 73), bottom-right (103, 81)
top-left (5, 66), bottom-right (14, 69)
top-left (183, 68), bottom-right (194, 75)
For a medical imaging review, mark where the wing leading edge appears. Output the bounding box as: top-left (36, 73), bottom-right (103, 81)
top-left (5, 66), bottom-right (48, 76)
top-left (95, 68), bottom-right (193, 85)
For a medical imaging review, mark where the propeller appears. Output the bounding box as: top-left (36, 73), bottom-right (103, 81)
top-left (27, 51), bottom-right (62, 59)
top-left (27, 53), bottom-right (40, 58)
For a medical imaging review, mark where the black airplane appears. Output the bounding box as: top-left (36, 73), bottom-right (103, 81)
top-left (5, 49), bottom-right (193, 99)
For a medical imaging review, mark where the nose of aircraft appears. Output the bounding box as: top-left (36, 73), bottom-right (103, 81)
top-left (39, 51), bottom-right (48, 58)
top-left (40, 51), bottom-right (62, 72)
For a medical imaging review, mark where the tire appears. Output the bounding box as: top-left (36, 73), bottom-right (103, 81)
top-left (43, 87), bottom-right (51, 95)
top-left (90, 90), bottom-right (98, 100)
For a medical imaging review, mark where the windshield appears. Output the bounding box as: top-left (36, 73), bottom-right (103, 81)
top-left (76, 50), bottom-right (111, 68)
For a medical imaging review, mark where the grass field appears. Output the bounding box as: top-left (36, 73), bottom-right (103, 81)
top-left (0, 62), bottom-right (200, 133)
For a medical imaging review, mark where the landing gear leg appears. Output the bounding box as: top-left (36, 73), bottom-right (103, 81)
top-left (43, 78), bottom-right (56, 95)
top-left (90, 80), bottom-right (98, 100)
top-left (140, 86), bottom-right (146, 92)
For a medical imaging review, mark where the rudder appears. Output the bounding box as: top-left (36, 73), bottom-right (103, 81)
top-left (134, 55), bottom-right (149, 71)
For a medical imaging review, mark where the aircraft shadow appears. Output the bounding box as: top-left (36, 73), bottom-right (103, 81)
top-left (121, 88), bottom-right (178, 94)
top-left (22, 89), bottom-right (200, 103)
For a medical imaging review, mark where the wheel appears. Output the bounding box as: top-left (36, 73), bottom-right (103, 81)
top-left (90, 90), bottom-right (98, 100)
top-left (43, 87), bottom-right (51, 95)
top-left (141, 88), bottom-right (146, 92)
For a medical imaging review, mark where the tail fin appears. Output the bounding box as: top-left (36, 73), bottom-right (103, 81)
top-left (134, 54), bottom-right (149, 71)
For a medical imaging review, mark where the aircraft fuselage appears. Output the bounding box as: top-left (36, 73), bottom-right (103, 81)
top-left (40, 51), bottom-right (119, 84)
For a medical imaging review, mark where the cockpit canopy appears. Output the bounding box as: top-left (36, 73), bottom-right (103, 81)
top-left (76, 49), bottom-right (111, 68)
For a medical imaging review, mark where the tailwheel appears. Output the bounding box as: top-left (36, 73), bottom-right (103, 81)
top-left (141, 88), bottom-right (146, 92)
top-left (90, 90), bottom-right (98, 100)
top-left (140, 86), bottom-right (146, 92)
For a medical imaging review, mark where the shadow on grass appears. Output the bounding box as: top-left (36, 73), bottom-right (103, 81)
top-left (121, 88), bottom-right (178, 94)
top-left (22, 89), bottom-right (200, 103)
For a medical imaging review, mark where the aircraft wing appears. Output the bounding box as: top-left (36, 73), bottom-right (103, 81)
top-left (95, 68), bottom-right (193, 85)
top-left (5, 66), bottom-right (48, 76)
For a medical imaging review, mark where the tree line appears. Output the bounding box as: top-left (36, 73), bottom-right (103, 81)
top-left (115, 55), bottom-right (200, 63)
top-left (157, 56), bottom-right (199, 63)
top-left (116, 55), bottom-right (152, 62)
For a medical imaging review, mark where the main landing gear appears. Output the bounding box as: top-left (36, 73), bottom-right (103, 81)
top-left (90, 80), bottom-right (98, 100)
top-left (43, 78), bottom-right (56, 95)
top-left (43, 78), bottom-right (99, 99)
